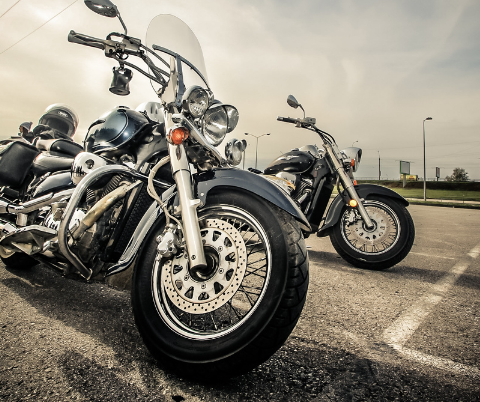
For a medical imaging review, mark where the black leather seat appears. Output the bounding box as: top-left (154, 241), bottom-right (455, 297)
top-left (46, 139), bottom-right (83, 157)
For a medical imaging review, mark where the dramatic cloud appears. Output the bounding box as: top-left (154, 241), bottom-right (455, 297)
top-left (1, 0), bottom-right (479, 179)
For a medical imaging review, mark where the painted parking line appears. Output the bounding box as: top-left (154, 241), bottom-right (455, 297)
top-left (409, 252), bottom-right (455, 260)
top-left (383, 241), bottom-right (480, 377)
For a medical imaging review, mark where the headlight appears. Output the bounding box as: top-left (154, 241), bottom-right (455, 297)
top-left (202, 103), bottom-right (239, 146)
top-left (341, 147), bottom-right (362, 172)
top-left (182, 86), bottom-right (209, 118)
top-left (225, 138), bottom-right (247, 166)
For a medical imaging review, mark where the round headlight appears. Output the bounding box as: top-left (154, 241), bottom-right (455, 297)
top-left (182, 86), bottom-right (209, 118)
top-left (202, 103), bottom-right (239, 146)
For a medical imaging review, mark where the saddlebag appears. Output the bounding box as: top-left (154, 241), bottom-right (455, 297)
top-left (0, 141), bottom-right (40, 188)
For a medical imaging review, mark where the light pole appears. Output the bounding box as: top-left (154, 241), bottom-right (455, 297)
top-left (352, 140), bottom-right (358, 147)
top-left (245, 133), bottom-right (270, 170)
top-left (423, 117), bottom-right (432, 201)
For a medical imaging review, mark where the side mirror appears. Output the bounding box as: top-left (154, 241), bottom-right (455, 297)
top-left (287, 95), bottom-right (301, 109)
top-left (84, 0), bottom-right (118, 17)
top-left (287, 94), bottom-right (306, 117)
top-left (84, 0), bottom-right (128, 34)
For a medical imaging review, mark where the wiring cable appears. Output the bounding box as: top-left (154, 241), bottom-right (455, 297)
top-left (0, 0), bottom-right (78, 56)
top-left (0, 0), bottom-right (21, 19)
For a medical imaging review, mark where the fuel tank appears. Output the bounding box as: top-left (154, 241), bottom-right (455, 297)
top-left (263, 150), bottom-right (315, 175)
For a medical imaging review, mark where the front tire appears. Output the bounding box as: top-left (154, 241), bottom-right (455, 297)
top-left (330, 195), bottom-right (414, 270)
top-left (132, 191), bottom-right (309, 379)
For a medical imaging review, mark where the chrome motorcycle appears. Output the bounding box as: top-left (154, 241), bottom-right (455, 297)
top-left (0, 0), bottom-right (310, 379)
top-left (262, 95), bottom-right (415, 270)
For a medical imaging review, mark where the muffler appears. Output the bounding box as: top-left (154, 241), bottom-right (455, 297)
top-left (0, 189), bottom-right (74, 215)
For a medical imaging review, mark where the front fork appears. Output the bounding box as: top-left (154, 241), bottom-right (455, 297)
top-left (168, 142), bottom-right (207, 270)
top-left (325, 143), bottom-right (374, 229)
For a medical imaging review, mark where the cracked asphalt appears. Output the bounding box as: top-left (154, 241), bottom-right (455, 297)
top-left (1, 204), bottom-right (479, 401)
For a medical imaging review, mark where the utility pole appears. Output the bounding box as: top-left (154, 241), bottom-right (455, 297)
top-left (423, 117), bottom-right (433, 201)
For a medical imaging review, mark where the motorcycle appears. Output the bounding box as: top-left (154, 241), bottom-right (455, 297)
top-left (0, 0), bottom-right (310, 379)
top-left (260, 95), bottom-right (415, 270)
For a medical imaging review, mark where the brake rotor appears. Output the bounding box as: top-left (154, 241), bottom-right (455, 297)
top-left (344, 203), bottom-right (399, 253)
top-left (161, 218), bottom-right (247, 314)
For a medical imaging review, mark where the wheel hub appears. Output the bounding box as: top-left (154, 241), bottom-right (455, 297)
top-left (161, 218), bottom-right (247, 314)
top-left (343, 202), bottom-right (400, 254)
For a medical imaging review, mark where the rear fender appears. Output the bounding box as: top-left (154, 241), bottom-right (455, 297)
top-left (195, 168), bottom-right (311, 231)
top-left (317, 184), bottom-right (408, 237)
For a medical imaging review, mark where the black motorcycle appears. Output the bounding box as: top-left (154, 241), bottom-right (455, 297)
top-left (0, 0), bottom-right (310, 379)
top-left (260, 95), bottom-right (415, 270)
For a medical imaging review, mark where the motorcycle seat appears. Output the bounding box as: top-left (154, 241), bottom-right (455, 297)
top-left (36, 138), bottom-right (83, 157)
top-left (32, 152), bottom-right (75, 177)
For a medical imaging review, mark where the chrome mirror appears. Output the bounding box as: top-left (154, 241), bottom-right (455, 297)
top-left (84, 0), bottom-right (128, 34)
top-left (84, 0), bottom-right (118, 17)
top-left (287, 95), bottom-right (301, 109)
top-left (287, 95), bottom-right (306, 117)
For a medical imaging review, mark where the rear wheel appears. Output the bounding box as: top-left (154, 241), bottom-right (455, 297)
top-left (132, 191), bottom-right (309, 379)
top-left (330, 195), bottom-right (414, 270)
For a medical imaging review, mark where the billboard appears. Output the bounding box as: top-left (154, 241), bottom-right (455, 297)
top-left (400, 161), bottom-right (410, 175)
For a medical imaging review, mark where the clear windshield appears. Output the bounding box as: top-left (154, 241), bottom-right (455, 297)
top-left (146, 15), bottom-right (208, 95)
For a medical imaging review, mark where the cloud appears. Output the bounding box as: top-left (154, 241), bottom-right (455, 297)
top-left (0, 0), bottom-right (479, 179)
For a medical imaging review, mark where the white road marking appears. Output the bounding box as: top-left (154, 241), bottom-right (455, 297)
top-left (409, 252), bottom-right (455, 260)
top-left (393, 346), bottom-right (480, 378)
top-left (382, 241), bottom-right (480, 376)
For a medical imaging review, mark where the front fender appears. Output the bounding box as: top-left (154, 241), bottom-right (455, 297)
top-left (317, 184), bottom-right (408, 237)
top-left (195, 168), bottom-right (311, 231)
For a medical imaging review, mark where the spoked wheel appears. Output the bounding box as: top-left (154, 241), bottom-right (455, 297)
top-left (330, 195), bottom-right (415, 270)
top-left (132, 191), bottom-right (309, 379)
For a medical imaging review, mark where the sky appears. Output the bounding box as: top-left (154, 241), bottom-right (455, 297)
top-left (0, 0), bottom-right (479, 180)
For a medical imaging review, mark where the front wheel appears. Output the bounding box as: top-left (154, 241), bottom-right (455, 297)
top-left (330, 195), bottom-right (415, 270)
top-left (132, 191), bottom-right (309, 379)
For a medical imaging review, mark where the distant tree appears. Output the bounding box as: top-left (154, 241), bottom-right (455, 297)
top-left (445, 167), bottom-right (469, 182)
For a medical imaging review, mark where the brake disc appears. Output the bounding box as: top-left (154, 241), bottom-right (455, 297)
top-left (161, 218), bottom-right (247, 314)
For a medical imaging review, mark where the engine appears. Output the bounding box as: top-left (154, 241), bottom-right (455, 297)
top-left (40, 174), bottom-right (133, 274)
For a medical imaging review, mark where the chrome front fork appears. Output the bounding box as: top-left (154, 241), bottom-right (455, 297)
top-left (325, 143), bottom-right (374, 229)
top-left (168, 142), bottom-right (207, 270)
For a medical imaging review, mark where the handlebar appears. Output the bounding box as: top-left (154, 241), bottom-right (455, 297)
top-left (277, 116), bottom-right (299, 124)
top-left (68, 30), bottom-right (107, 50)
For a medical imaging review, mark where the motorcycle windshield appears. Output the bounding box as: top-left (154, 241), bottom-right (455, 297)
top-left (146, 15), bottom-right (209, 96)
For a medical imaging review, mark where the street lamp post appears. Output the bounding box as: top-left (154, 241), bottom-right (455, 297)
top-left (245, 133), bottom-right (270, 170)
top-left (423, 117), bottom-right (432, 201)
top-left (352, 140), bottom-right (359, 147)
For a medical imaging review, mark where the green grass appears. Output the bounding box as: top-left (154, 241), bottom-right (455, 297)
top-left (332, 184), bottom-right (480, 202)
top-left (391, 188), bottom-right (480, 202)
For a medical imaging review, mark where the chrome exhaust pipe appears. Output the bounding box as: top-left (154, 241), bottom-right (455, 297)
top-left (58, 164), bottom-right (133, 280)
top-left (0, 189), bottom-right (74, 215)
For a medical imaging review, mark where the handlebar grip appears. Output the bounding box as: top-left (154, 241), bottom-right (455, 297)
top-left (277, 116), bottom-right (298, 124)
top-left (68, 30), bottom-right (105, 50)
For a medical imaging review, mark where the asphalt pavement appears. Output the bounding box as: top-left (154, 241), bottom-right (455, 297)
top-left (0, 204), bottom-right (479, 401)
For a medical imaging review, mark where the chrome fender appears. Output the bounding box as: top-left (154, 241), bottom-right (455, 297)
top-left (195, 168), bottom-right (311, 231)
top-left (317, 184), bottom-right (408, 237)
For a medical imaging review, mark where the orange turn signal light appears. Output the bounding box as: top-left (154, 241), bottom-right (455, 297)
top-left (353, 180), bottom-right (357, 185)
top-left (351, 159), bottom-right (355, 167)
top-left (169, 127), bottom-right (189, 145)
top-left (349, 199), bottom-right (358, 208)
